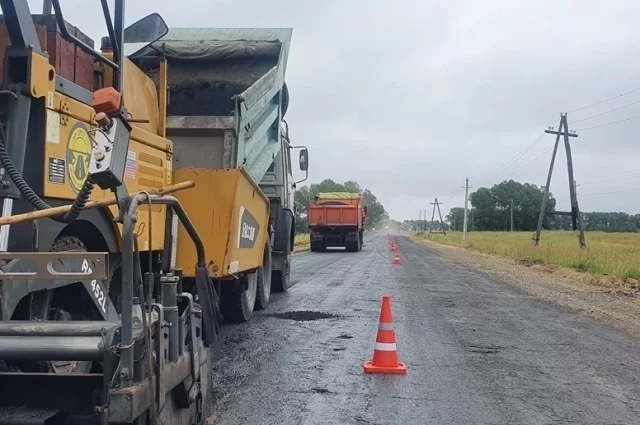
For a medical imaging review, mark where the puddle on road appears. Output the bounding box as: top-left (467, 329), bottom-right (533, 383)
top-left (268, 310), bottom-right (342, 322)
top-left (468, 344), bottom-right (502, 354)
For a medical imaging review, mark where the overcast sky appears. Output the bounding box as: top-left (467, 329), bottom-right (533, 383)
top-left (27, 0), bottom-right (640, 220)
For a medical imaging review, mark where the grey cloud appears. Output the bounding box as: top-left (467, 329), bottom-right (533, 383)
top-left (25, 0), bottom-right (640, 219)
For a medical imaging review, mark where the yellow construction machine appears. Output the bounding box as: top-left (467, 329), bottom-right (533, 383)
top-left (0, 1), bottom-right (307, 424)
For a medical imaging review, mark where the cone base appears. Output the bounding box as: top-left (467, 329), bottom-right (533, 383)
top-left (363, 360), bottom-right (407, 374)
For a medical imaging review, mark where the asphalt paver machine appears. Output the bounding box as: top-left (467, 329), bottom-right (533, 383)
top-left (0, 1), bottom-right (218, 423)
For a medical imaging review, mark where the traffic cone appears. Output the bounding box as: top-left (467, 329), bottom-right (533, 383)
top-left (364, 296), bottom-right (406, 374)
top-left (392, 251), bottom-right (401, 265)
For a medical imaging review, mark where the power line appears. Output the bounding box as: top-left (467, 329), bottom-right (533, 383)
top-left (575, 113), bottom-right (640, 131)
top-left (474, 133), bottom-right (544, 184)
top-left (503, 145), bottom-right (554, 178)
top-left (579, 170), bottom-right (640, 186)
top-left (571, 99), bottom-right (640, 123)
top-left (580, 187), bottom-right (640, 196)
top-left (568, 86), bottom-right (640, 113)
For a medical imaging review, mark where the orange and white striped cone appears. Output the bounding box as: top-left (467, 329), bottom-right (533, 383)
top-left (364, 296), bottom-right (406, 374)
top-left (392, 251), bottom-right (401, 265)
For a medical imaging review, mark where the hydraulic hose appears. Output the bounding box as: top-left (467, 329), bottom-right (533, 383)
top-left (0, 119), bottom-right (94, 223)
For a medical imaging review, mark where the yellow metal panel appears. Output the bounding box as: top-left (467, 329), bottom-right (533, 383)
top-left (173, 168), bottom-right (269, 278)
top-left (43, 112), bottom-right (168, 252)
top-left (29, 51), bottom-right (55, 99)
top-left (37, 49), bottom-right (171, 253)
top-left (109, 138), bottom-right (169, 251)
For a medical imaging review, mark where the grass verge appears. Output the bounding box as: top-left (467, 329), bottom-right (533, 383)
top-left (415, 231), bottom-right (640, 283)
top-left (294, 233), bottom-right (310, 252)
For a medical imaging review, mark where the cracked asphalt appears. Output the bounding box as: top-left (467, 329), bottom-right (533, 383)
top-left (211, 235), bottom-right (640, 425)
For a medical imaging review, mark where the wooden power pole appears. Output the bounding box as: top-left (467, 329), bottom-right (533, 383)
top-left (429, 198), bottom-right (446, 235)
top-left (462, 178), bottom-right (472, 240)
top-left (534, 113), bottom-right (586, 248)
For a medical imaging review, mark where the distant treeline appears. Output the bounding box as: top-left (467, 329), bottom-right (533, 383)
top-left (405, 180), bottom-right (640, 233)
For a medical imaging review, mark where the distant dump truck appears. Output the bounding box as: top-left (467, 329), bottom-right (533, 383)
top-left (308, 192), bottom-right (366, 252)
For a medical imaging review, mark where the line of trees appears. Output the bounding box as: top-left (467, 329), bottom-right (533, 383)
top-left (408, 180), bottom-right (640, 233)
top-left (294, 179), bottom-right (389, 233)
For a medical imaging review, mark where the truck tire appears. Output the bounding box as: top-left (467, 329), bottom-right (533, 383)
top-left (221, 272), bottom-right (257, 323)
top-left (255, 242), bottom-right (272, 310)
top-left (310, 241), bottom-right (325, 252)
top-left (272, 252), bottom-right (291, 292)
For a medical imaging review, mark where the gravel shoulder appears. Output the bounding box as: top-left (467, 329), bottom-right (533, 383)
top-left (413, 236), bottom-right (640, 337)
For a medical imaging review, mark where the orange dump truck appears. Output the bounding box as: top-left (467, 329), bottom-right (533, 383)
top-left (308, 192), bottom-right (367, 252)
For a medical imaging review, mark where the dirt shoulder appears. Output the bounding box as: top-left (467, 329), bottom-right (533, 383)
top-left (414, 237), bottom-right (640, 337)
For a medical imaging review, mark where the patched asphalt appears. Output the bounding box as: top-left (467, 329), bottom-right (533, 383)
top-left (211, 235), bottom-right (640, 425)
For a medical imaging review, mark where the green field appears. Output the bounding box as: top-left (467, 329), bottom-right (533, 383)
top-left (418, 231), bottom-right (640, 280)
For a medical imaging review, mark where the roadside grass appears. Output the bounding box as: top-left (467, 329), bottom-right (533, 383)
top-left (416, 231), bottom-right (640, 281)
top-left (294, 233), bottom-right (310, 252)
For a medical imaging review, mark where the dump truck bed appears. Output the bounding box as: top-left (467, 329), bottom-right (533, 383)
top-left (134, 28), bottom-right (292, 277)
top-left (308, 192), bottom-right (365, 252)
top-left (309, 192), bottom-right (364, 227)
top-left (145, 28), bottom-right (292, 183)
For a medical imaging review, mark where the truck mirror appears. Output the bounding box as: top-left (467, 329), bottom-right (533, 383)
top-left (299, 149), bottom-right (309, 171)
top-left (124, 13), bottom-right (169, 57)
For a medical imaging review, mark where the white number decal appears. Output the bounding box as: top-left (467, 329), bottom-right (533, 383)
top-left (81, 259), bottom-right (93, 274)
top-left (84, 260), bottom-right (106, 314)
top-left (90, 279), bottom-right (107, 314)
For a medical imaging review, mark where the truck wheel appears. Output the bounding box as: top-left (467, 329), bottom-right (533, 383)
top-left (221, 273), bottom-right (257, 323)
top-left (272, 253), bottom-right (291, 292)
top-left (346, 240), bottom-right (358, 252)
top-left (255, 243), bottom-right (272, 310)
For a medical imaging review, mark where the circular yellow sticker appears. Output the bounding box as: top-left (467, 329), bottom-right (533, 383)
top-left (66, 123), bottom-right (92, 193)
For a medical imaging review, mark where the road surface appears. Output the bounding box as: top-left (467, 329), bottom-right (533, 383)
top-left (212, 235), bottom-right (640, 425)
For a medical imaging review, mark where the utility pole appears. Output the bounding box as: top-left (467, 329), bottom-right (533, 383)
top-left (535, 113), bottom-right (586, 248)
top-left (510, 199), bottom-right (514, 232)
top-left (429, 198), bottom-right (446, 235)
top-left (462, 178), bottom-right (472, 240)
